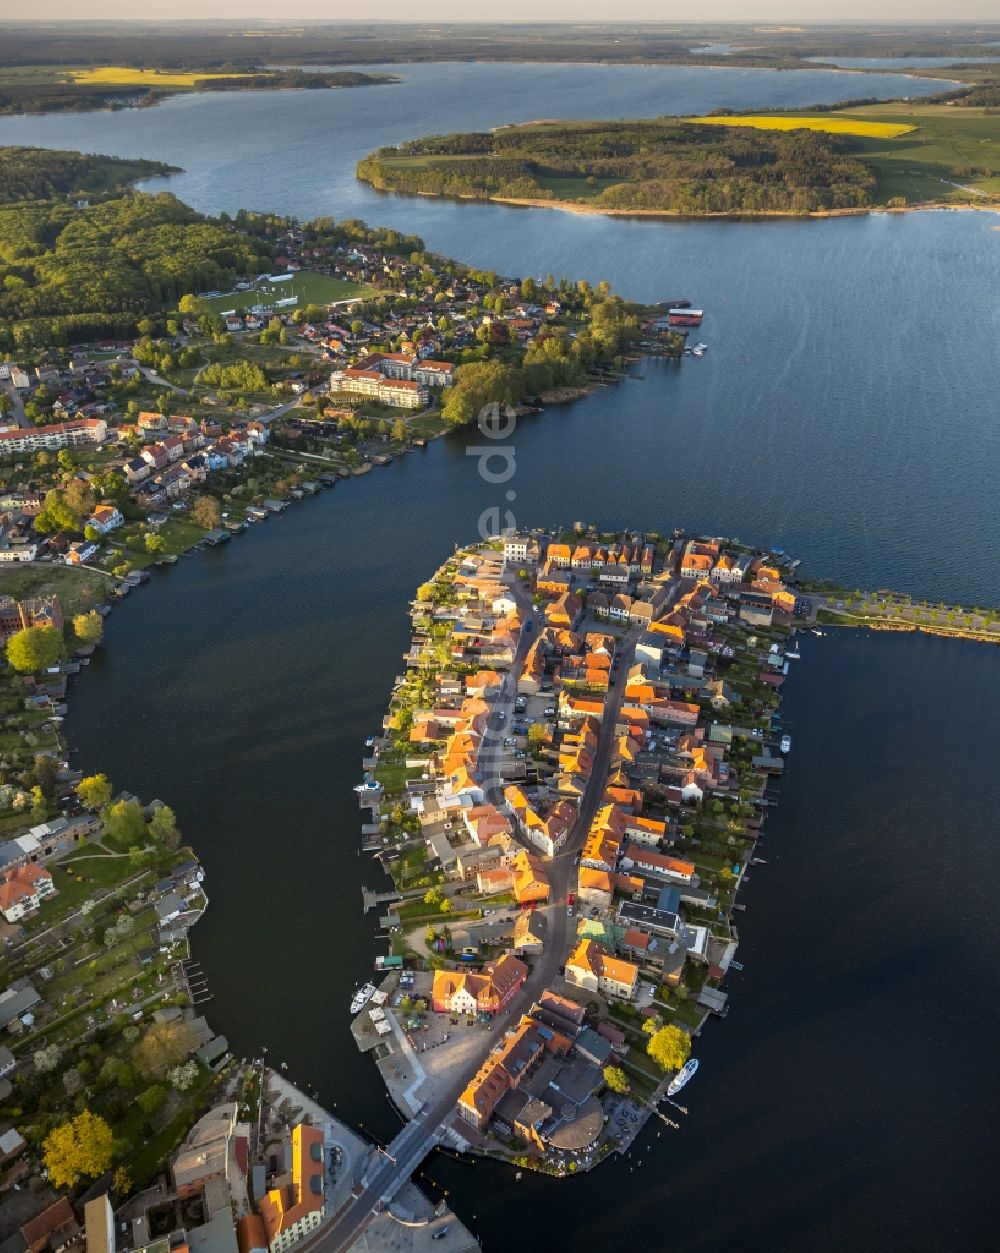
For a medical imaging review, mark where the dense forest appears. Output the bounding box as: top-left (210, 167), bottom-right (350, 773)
top-left (0, 192), bottom-right (269, 349)
top-left (357, 120), bottom-right (878, 215)
top-left (0, 147), bottom-right (178, 203)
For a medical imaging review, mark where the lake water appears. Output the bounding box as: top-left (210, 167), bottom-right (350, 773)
top-left (8, 59), bottom-right (997, 1249)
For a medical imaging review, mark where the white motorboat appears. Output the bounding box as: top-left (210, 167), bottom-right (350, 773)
top-left (667, 1058), bottom-right (699, 1096)
top-left (350, 982), bottom-right (377, 1015)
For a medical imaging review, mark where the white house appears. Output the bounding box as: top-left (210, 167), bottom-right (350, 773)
top-left (86, 505), bottom-right (124, 535)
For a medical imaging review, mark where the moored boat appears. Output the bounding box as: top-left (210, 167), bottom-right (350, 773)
top-left (667, 1057), bottom-right (699, 1096)
top-left (350, 982), bottom-right (377, 1015)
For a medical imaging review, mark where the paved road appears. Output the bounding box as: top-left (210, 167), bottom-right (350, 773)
top-left (1, 379), bottom-right (27, 428)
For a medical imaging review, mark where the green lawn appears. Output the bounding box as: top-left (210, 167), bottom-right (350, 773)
top-left (0, 564), bottom-right (111, 616)
top-left (199, 270), bottom-right (373, 315)
top-left (533, 173), bottom-right (622, 200)
top-left (374, 761), bottom-right (425, 794)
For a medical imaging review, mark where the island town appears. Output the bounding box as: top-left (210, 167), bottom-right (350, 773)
top-left (347, 529), bottom-right (806, 1182)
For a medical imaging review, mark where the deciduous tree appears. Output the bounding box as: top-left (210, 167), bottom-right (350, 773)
top-left (646, 1023), bottom-right (691, 1073)
top-left (76, 773), bottom-right (112, 811)
top-left (6, 625), bottom-right (64, 673)
top-left (42, 1110), bottom-right (113, 1188)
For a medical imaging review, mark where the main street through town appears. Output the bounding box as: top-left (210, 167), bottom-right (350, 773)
top-left (309, 559), bottom-right (678, 1250)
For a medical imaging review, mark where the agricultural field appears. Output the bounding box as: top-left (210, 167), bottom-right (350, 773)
top-left (685, 114), bottom-right (916, 138)
top-left (67, 67), bottom-right (251, 88)
top-left (199, 270), bottom-right (373, 315)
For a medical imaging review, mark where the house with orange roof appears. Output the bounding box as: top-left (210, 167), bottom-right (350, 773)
top-left (545, 591), bottom-right (583, 630)
top-left (649, 699), bottom-right (700, 728)
top-left (620, 844), bottom-right (696, 884)
top-left (462, 803), bottom-right (512, 846)
top-left (565, 938), bottom-right (638, 1001)
top-left (432, 953), bottom-right (527, 1015)
top-left (259, 1123), bottom-right (325, 1253)
top-left (477, 865), bottom-right (516, 895)
top-left (577, 866), bottom-right (613, 911)
top-left (623, 814), bottom-right (667, 846)
top-left (511, 850), bottom-right (550, 903)
top-left (546, 542), bottom-right (572, 567)
top-left (0, 864), bottom-right (54, 923)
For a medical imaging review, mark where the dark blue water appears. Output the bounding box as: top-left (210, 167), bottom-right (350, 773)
top-left (13, 58), bottom-right (997, 1249)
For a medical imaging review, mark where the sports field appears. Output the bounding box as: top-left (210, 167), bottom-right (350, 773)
top-left (199, 270), bottom-right (373, 315)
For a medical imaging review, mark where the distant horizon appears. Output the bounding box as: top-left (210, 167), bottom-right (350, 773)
top-left (4, 6), bottom-right (1000, 26)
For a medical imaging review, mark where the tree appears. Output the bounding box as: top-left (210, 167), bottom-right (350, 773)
top-left (149, 804), bottom-right (180, 849)
top-left (646, 1024), bottom-right (691, 1073)
top-left (72, 611), bottom-right (104, 647)
top-left (6, 625), bottom-right (64, 673)
top-left (167, 1060), bottom-right (200, 1091)
top-left (641, 1017), bottom-right (657, 1036)
top-left (63, 1067), bottom-right (84, 1096)
top-left (137, 1084), bottom-right (167, 1115)
top-left (145, 532), bottom-right (166, 555)
top-left (191, 495), bottom-right (222, 530)
top-left (104, 798), bottom-right (147, 847)
top-left (603, 1065), bottom-right (629, 1094)
top-left (398, 995), bottom-right (413, 1015)
top-left (423, 887), bottom-right (442, 907)
top-left (56, 449), bottom-right (75, 473)
top-left (34, 1044), bottom-right (63, 1073)
top-left (43, 1110), bottom-right (114, 1188)
top-left (77, 773), bottom-right (112, 811)
top-left (112, 1165), bottom-right (133, 1197)
top-left (133, 1021), bottom-right (198, 1079)
top-left (84, 525), bottom-right (100, 543)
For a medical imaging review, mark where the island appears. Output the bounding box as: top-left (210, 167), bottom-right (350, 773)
top-left (347, 530), bottom-right (800, 1183)
top-left (357, 101), bottom-right (1000, 216)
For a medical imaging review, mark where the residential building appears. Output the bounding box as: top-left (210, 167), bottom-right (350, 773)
top-left (259, 1123), bottom-right (326, 1252)
top-left (84, 1196), bottom-right (115, 1253)
top-left (86, 504), bottom-right (124, 534)
top-left (432, 953), bottom-right (527, 1015)
top-left (565, 938), bottom-right (639, 1001)
top-left (0, 865), bottom-right (55, 923)
top-left (0, 594), bottom-right (63, 644)
top-left (0, 418), bottom-right (106, 456)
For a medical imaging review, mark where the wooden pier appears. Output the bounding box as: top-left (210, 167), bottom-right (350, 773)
top-left (362, 886), bottom-right (402, 915)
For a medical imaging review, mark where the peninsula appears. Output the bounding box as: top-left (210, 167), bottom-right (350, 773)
top-left (0, 66), bottom-right (398, 116)
top-left (357, 101), bottom-right (1000, 216)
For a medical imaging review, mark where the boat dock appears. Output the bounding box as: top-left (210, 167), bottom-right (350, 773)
top-left (362, 886), bottom-right (402, 915)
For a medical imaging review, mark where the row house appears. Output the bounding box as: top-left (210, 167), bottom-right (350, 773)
top-left (0, 418), bottom-right (107, 456)
top-left (431, 953), bottom-right (527, 1016)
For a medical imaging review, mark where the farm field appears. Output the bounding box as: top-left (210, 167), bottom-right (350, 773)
top-left (200, 270), bottom-right (373, 315)
top-left (685, 114), bottom-right (916, 138)
top-left (67, 67), bottom-right (251, 88)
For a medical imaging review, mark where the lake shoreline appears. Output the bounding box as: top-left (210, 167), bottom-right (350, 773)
top-left (397, 187), bottom-right (1000, 222)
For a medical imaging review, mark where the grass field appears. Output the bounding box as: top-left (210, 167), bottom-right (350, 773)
top-left (200, 270), bottom-right (372, 315)
top-left (68, 67), bottom-right (250, 88)
top-left (0, 563), bottom-right (111, 615)
top-left (686, 114), bottom-right (916, 138)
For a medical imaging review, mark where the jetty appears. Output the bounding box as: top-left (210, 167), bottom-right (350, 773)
top-left (362, 886), bottom-right (402, 915)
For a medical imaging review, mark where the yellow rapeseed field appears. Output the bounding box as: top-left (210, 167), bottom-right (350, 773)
top-left (69, 67), bottom-right (250, 88)
top-left (686, 115), bottom-right (916, 139)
